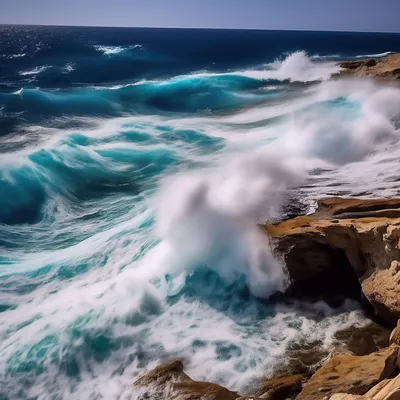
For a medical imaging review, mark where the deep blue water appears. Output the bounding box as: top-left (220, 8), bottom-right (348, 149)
top-left (1, 25), bottom-right (400, 399)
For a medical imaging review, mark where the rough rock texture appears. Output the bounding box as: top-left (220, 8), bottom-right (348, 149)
top-left (362, 262), bottom-right (400, 325)
top-left (330, 373), bottom-right (400, 400)
top-left (390, 320), bottom-right (400, 346)
top-left (132, 360), bottom-right (279, 400)
top-left (337, 54), bottom-right (400, 80)
top-left (264, 197), bottom-right (400, 324)
top-left (254, 373), bottom-right (306, 399)
top-left (132, 360), bottom-right (240, 400)
top-left (296, 346), bottom-right (399, 400)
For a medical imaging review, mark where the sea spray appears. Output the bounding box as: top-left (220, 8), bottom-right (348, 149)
top-left (155, 153), bottom-right (305, 297)
top-left (2, 26), bottom-right (400, 399)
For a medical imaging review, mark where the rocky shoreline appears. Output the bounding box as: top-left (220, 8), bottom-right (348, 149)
top-left (133, 197), bottom-right (400, 399)
top-left (335, 53), bottom-right (400, 80)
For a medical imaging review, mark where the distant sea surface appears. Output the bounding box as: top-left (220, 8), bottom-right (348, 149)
top-left (2, 26), bottom-right (400, 399)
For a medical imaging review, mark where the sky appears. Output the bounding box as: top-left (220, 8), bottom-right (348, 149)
top-left (1, 0), bottom-right (400, 32)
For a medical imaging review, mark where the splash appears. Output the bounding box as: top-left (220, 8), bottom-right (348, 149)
top-left (155, 153), bottom-right (304, 297)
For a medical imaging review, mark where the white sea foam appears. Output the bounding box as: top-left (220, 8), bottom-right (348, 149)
top-left (3, 63), bottom-right (400, 399)
top-left (94, 44), bottom-right (142, 55)
top-left (1, 52), bottom-right (26, 59)
top-left (19, 65), bottom-right (49, 76)
top-left (355, 51), bottom-right (394, 58)
top-left (63, 62), bottom-right (75, 73)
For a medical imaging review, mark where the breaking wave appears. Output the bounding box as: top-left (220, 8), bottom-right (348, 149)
top-left (2, 25), bottom-right (400, 400)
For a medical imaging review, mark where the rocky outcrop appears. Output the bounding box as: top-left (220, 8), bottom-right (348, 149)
top-left (132, 360), bottom-right (240, 400)
top-left (264, 197), bottom-right (400, 324)
top-left (296, 346), bottom-right (399, 400)
top-left (330, 373), bottom-right (400, 400)
top-left (254, 373), bottom-right (306, 399)
top-left (336, 54), bottom-right (400, 80)
top-left (132, 361), bottom-right (308, 400)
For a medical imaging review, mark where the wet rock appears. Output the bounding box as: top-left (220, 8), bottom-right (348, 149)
top-left (132, 360), bottom-right (240, 400)
top-left (296, 345), bottom-right (399, 400)
top-left (263, 197), bottom-right (400, 324)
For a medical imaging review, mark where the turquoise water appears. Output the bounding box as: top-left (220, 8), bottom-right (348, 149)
top-left (2, 26), bottom-right (400, 399)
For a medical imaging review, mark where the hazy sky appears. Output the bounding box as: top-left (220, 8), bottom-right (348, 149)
top-left (1, 0), bottom-right (400, 32)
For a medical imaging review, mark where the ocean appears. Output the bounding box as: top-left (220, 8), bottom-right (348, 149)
top-left (1, 25), bottom-right (400, 399)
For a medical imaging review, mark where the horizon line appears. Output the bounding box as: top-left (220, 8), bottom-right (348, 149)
top-left (1, 23), bottom-right (400, 35)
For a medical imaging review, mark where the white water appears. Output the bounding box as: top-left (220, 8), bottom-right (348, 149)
top-left (2, 53), bottom-right (400, 399)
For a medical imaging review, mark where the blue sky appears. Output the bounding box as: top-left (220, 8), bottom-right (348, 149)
top-left (1, 0), bottom-right (400, 32)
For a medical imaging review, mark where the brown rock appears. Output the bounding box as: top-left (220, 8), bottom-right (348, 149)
top-left (362, 262), bottom-right (400, 325)
top-left (254, 373), bottom-right (306, 399)
top-left (339, 59), bottom-right (377, 70)
top-left (337, 54), bottom-right (400, 80)
top-left (390, 320), bottom-right (400, 346)
top-left (365, 373), bottom-right (400, 399)
top-left (296, 346), bottom-right (399, 400)
top-left (330, 373), bottom-right (400, 400)
top-left (133, 360), bottom-right (239, 400)
top-left (263, 197), bottom-right (400, 324)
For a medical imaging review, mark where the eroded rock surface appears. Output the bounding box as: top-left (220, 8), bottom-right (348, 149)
top-left (264, 197), bottom-right (400, 324)
top-left (254, 373), bottom-right (306, 399)
top-left (337, 54), bottom-right (400, 80)
top-left (133, 360), bottom-right (243, 400)
top-left (296, 346), bottom-right (399, 400)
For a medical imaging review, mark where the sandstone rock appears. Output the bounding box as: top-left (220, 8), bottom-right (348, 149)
top-left (329, 394), bottom-right (365, 400)
top-left (365, 373), bottom-right (400, 399)
top-left (337, 54), bottom-right (400, 79)
top-left (296, 346), bottom-right (399, 400)
top-left (330, 373), bottom-right (400, 400)
top-left (264, 197), bottom-right (400, 324)
top-left (329, 395), bottom-right (365, 400)
top-left (390, 320), bottom-right (400, 346)
top-left (132, 360), bottom-right (239, 400)
top-left (362, 262), bottom-right (400, 325)
top-left (254, 373), bottom-right (305, 399)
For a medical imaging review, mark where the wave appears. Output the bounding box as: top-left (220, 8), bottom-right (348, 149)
top-left (1, 53), bottom-right (26, 59)
top-left (2, 74), bottom-right (400, 398)
top-left (63, 63), bottom-right (75, 73)
top-left (94, 44), bottom-right (142, 56)
top-left (1, 53), bottom-right (340, 119)
top-left (19, 66), bottom-right (50, 76)
top-left (355, 51), bottom-right (394, 58)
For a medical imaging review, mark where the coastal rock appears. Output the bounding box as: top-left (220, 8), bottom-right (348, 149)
top-left (296, 346), bottom-right (399, 400)
top-left (254, 373), bottom-right (306, 399)
top-left (337, 54), bottom-right (400, 79)
top-left (362, 262), bottom-right (400, 325)
top-left (390, 320), bottom-right (400, 346)
top-left (132, 360), bottom-right (240, 400)
top-left (264, 197), bottom-right (400, 324)
top-left (330, 373), bottom-right (400, 400)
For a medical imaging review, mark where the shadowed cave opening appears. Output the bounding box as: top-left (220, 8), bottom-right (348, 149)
top-left (271, 242), bottom-right (377, 315)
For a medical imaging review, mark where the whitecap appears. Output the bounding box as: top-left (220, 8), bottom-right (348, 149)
top-left (19, 65), bottom-right (49, 76)
top-left (94, 44), bottom-right (142, 56)
top-left (63, 63), bottom-right (75, 73)
top-left (355, 51), bottom-right (393, 58)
